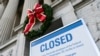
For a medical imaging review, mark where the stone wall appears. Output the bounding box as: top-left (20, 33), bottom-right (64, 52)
top-left (0, 0), bottom-right (100, 56)
top-left (76, 0), bottom-right (100, 50)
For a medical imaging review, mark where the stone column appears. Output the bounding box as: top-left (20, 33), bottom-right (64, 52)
top-left (44, 0), bottom-right (52, 5)
top-left (0, 3), bottom-right (5, 19)
top-left (53, 0), bottom-right (77, 25)
top-left (17, 0), bottom-right (38, 56)
top-left (0, 0), bottom-right (19, 45)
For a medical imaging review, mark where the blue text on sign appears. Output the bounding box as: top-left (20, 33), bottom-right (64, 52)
top-left (40, 33), bottom-right (73, 52)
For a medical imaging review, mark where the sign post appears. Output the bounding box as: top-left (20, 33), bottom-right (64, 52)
top-left (30, 19), bottom-right (100, 56)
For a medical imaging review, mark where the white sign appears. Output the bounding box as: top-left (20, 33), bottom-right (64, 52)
top-left (30, 19), bottom-right (100, 56)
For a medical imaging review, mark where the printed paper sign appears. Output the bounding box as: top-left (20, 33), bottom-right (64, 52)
top-left (30, 19), bottom-right (100, 56)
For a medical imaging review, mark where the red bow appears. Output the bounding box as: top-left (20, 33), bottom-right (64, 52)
top-left (23, 3), bottom-right (46, 34)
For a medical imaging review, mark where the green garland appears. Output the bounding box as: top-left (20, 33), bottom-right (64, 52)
top-left (23, 4), bottom-right (53, 40)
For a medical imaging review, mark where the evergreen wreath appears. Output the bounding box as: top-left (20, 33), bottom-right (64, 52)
top-left (23, 4), bottom-right (53, 40)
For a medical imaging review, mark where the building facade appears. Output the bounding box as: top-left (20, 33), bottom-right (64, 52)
top-left (0, 0), bottom-right (100, 56)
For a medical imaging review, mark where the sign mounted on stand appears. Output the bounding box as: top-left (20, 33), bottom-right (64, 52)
top-left (30, 18), bottom-right (100, 56)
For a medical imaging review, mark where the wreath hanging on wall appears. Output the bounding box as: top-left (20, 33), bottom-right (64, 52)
top-left (23, 3), bottom-right (53, 39)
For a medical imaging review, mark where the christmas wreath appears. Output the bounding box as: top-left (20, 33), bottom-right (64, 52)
top-left (23, 3), bottom-right (53, 40)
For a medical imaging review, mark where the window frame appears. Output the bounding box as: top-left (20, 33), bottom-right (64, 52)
top-left (51, 0), bottom-right (63, 7)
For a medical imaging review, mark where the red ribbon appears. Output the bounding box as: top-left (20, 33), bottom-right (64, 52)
top-left (23, 3), bottom-right (46, 34)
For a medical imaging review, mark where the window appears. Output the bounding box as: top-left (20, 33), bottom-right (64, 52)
top-left (51, 0), bottom-right (63, 7)
top-left (70, 0), bottom-right (83, 6)
top-left (12, 0), bottom-right (25, 36)
top-left (73, 0), bottom-right (94, 10)
top-left (44, 18), bottom-right (63, 34)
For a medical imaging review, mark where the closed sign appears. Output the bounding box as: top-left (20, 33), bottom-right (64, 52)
top-left (30, 19), bottom-right (100, 56)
